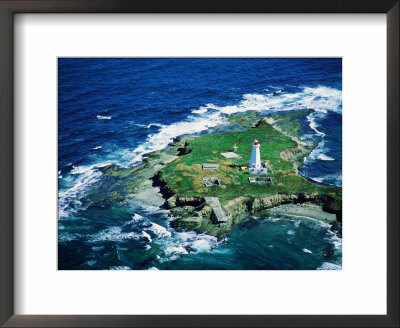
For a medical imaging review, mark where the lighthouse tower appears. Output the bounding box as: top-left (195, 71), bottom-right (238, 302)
top-left (249, 139), bottom-right (268, 174)
top-left (249, 139), bottom-right (261, 169)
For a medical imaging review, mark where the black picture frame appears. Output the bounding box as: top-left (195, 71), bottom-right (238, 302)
top-left (0, 1), bottom-right (398, 327)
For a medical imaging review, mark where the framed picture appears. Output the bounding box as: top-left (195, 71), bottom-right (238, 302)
top-left (0, 0), bottom-right (398, 327)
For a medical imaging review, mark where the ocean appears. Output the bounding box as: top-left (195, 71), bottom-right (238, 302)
top-left (58, 58), bottom-right (342, 270)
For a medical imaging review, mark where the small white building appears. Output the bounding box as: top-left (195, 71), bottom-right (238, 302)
top-left (220, 152), bottom-right (242, 159)
top-left (202, 163), bottom-right (219, 170)
top-left (249, 139), bottom-right (268, 174)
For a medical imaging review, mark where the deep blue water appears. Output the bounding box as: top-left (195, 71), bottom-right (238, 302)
top-left (58, 58), bottom-right (342, 270)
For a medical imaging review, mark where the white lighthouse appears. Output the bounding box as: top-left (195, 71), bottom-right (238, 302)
top-left (249, 139), bottom-right (268, 174)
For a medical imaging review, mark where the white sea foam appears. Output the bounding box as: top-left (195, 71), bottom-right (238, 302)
top-left (124, 213), bottom-right (144, 226)
top-left (191, 239), bottom-right (212, 252)
top-left (203, 86), bottom-right (341, 115)
top-left (89, 226), bottom-right (142, 243)
top-left (287, 230), bottom-right (295, 235)
top-left (175, 231), bottom-right (219, 251)
top-left (326, 229), bottom-right (342, 250)
top-left (318, 154), bottom-right (335, 161)
top-left (306, 139), bottom-right (336, 164)
top-left (147, 223), bottom-right (172, 238)
top-left (148, 266), bottom-right (159, 271)
top-left (59, 164), bottom-right (106, 218)
top-left (165, 245), bottom-right (188, 256)
top-left (310, 177), bottom-right (324, 183)
top-left (101, 148), bottom-right (140, 168)
top-left (70, 165), bottom-right (90, 175)
top-left (192, 106), bottom-right (208, 114)
top-left (58, 232), bottom-right (82, 242)
top-left (317, 262), bottom-right (342, 270)
top-left (307, 114), bottom-right (325, 137)
top-left (302, 248), bottom-right (313, 254)
top-left (133, 213), bottom-right (144, 220)
top-left (310, 173), bottom-right (342, 187)
top-left (86, 260), bottom-right (96, 266)
top-left (146, 219), bottom-right (219, 262)
top-left (93, 145), bottom-right (102, 150)
top-left (96, 115), bottom-right (112, 120)
top-left (141, 204), bottom-right (169, 215)
top-left (142, 231), bottom-right (152, 242)
top-left (146, 123), bottom-right (163, 128)
top-left (102, 205), bottom-right (217, 263)
top-left (111, 204), bottom-right (220, 264)
top-left (110, 266), bottom-right (131, 270)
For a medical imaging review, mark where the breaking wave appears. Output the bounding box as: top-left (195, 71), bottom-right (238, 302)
top-left (146, 123), bottom-right (163, 129)
top-left (96, 115), bottom-right (112, 120)
top-left (192, 106), bottom-right (208, 114)
top-left (58, 164), bottom-right (107, 219)
top-left (199, 86), bottom-right (341, 115)
top-left (310, 173), bottom-right (342, 187)
top-left (307, 140), bottom-right (332, 161)
top-left (89, 226), bottom-right (143, 243)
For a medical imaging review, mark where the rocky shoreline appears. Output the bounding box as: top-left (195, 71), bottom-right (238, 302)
top-left (152, 170), bottom-right (341, 239)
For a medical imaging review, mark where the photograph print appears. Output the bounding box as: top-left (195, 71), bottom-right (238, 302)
top-left (58, 58), bottom-right (342, 270)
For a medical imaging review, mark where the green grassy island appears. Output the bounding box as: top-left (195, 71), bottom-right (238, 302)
top-left (98, 111), bottom-right (342, 239)
top-left (161, 113), bottom-right (332, 202)
top-left (154, 111), bottom-right (341, 238)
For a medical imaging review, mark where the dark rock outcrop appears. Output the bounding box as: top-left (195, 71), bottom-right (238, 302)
top-left (254, 117), bottom-right (270, 128)
top-left (151, 171), bottom-right (175, 199)
top-left (177, 141), bottom-right (192, 156)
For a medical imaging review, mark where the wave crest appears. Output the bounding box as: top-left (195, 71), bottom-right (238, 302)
top-left (96, 115), bottom-right (112, 120)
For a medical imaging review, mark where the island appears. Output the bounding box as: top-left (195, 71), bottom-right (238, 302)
top-left (89, 110), bottom-right (342, 240)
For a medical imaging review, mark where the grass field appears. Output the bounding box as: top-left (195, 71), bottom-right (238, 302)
top-left (160, 112), bottom-right (340, 205)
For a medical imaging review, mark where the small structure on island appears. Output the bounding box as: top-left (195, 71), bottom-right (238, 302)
top-left (233, 143), bottom-right (238, 152)
top-left (248, 139), bottom-right (268, 174)
top-left (204, 197), bottom-right (228, 223)
top-left (220, 152), bottom-right (242, 159)
top-left (248, 176), bottom-right (273, 184)
top-left (202, 163), bottom-right (220, 170)
top-left (202, 177), bottom-right (221, 187)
